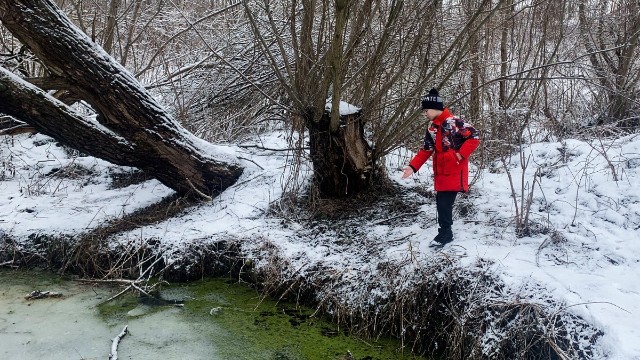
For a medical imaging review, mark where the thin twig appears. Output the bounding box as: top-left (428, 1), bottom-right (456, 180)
top-left (77, 278), bottom-right (137, 285)
top-left (237, 156), bottom-right (264, 170)
top-left (130, 282), bottom-right (155, 299)
top-left (371, 212), bottom-right (421, 226)
top-left (100, 285), bottom-right (133, 305)
top-left (562, 301), bottom-right (631, 314)
top-left (238, 144), bottom-right (303, 152)
top-left (109, 325), bottom-right (129, 360)
top-left (186, 178), bottom-right (213, 201)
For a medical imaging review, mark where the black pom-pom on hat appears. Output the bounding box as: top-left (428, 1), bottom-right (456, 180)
top-left (421, 88), bottom-right (444, 110)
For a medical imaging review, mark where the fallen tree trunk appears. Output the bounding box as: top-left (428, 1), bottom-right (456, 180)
top-left (0, 0), bottom-right (243, 198)
top-left (0, 68), bottom-right (138, 158)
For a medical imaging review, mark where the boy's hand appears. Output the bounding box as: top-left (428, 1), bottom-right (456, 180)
top-left (402, 166), bottom-right (414, 179)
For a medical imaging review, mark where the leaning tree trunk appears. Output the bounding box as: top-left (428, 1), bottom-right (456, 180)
top-left (0, 0), bottom-right (243, 198)
top-left (306, 110), bottom-right (372, 198)
top-left (0, 68), bottom-right (138, 157)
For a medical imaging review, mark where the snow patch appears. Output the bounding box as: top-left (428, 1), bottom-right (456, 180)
top-left (325, 100), bottom-right (361, 116)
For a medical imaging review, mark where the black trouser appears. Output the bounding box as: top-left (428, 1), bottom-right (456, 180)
top-left (436, 191), bottom-right (457, 229)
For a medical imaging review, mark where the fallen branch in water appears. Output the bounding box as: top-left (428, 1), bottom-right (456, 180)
top-left (78, 253), bottom-right (171, 305)
top-left (109, 325), bottom-right (129, 360)
top-left (78, 277), bottom-right (170, 305)
top-left (102, 284), bottom-right (134, 304)
top-left (130, 282), bottom-right (155, 298)
top-left (25, 290), bottom-right (63, 300)
top-left (77, 278), bottom-right (139, 285)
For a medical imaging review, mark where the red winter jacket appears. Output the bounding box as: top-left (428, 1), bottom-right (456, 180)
top-left (408, 108), bottom-right (480, 192)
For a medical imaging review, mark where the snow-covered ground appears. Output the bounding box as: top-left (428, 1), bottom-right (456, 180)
top-left (1, 131), bottom-right (639, 359)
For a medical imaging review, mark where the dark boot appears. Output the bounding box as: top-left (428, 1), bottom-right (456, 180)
top-left (438, 227), bottom-right (454, 244)
top-left (431, 227), bottom-right (453, 247)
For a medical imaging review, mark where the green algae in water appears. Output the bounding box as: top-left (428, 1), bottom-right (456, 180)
top-left (175, 277), bottom-right (426, 360)
top-left (1, 269), bottom-right (427, 360)
top-left (0, 267), bottom-right (70, 288)
top-left (97, 291), bottom-right (151, 324)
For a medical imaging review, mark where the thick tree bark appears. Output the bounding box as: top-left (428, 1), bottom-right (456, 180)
top-left (307, 111), bottom-right (372, 197)
top-left (0, 0), bottom-right (243, 198)
top-left (0, 68), bottom-right (136, 160)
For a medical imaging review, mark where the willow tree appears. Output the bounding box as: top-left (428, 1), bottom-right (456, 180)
top-left (0, 0), bottom-right (243, 198)
top-left (244, 0), bottom-right (505, 198)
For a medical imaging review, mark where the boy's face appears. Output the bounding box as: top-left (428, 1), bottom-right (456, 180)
top-left (422, 108), bottom-right (441, 121)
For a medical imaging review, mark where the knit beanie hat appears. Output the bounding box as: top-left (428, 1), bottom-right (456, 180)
top-left (421, 88), bottom-right (444, 110)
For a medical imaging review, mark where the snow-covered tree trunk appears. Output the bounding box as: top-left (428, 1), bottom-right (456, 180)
top-left (0, 0), bottom-right (243, 198)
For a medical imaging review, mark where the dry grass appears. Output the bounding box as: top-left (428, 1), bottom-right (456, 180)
top-left (252, 250), bottom-right (603, 360)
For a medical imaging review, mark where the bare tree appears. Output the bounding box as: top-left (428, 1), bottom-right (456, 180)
top-left (244, 0), bottom-right (505, 198)
top-left (578, 0), bottom-right (640, 126)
